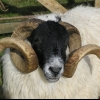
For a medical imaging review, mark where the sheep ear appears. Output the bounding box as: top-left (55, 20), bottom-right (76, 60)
top-left (63, 44), bottom-right (100, 78)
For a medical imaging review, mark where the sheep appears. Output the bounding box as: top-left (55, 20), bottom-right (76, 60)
top-left (1, 5), bottom-right (100, 99)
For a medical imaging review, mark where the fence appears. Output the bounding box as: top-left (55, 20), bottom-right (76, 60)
top-left (95, 0), bottom-right (100, 7)
top-left (0, 0), bottom-right (100, 35)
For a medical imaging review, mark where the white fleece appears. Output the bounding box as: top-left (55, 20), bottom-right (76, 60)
top-left (2, 5), bottom-right (100, 99)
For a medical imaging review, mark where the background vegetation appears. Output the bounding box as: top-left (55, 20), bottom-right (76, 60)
top-left (0, 0), bottom-right (95, 99)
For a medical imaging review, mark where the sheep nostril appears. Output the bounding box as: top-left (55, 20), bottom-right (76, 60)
top-left (49, 66), bottom-right (62, 75)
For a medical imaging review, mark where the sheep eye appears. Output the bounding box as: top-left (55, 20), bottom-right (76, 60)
top-left (34, 38), bottom-right (38, 42)
top-left (34, 37), bottom-right (41, 43)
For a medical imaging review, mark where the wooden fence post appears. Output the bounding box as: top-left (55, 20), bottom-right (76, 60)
top-left (37, 0), bottom-right (67, 13)
top-left (95, 0), bottom-right (100, 7)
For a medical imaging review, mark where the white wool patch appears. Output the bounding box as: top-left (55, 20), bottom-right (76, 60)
top-left (34, 13), bottom-right (62, 22)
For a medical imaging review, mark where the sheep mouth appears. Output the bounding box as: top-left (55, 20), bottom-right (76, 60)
top-left (45, 76), bottom-right (60, 82)
top-left (43, 69), bottom-right (63, 82)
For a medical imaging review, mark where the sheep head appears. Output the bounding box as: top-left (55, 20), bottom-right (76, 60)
top-left (1, 18), bottom-right (100, 82)
top-left (10, 18), bottom-right (81, 75)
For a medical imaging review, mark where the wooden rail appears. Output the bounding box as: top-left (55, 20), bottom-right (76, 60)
top-left (0, 0), bottom-right (100, 35)
top-left (0, 22), bottom-right (22, 34)
top-left (0, 15), bottom-right (34, 21)
top-left (37, 0), bottom-right (67, 13)
top-left (0, 15), bottom-right (34, 34)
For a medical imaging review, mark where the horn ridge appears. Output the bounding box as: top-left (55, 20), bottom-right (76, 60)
top-left (63, 44), bottom-right (100, 78)
top-left (11, 18), bottom-right (44, 40)
top-left (59, 21), bottom-right (81, 52)
top-left (0, 37), bottom-right (38, 73)
top-left (9, 18), bottom-right (44, 73)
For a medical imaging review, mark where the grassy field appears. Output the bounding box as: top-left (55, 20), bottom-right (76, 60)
top-left (0, 0), bottom-right (67, 18)
top-left (0, 0), bottom-right (95, 99)
top-left (0, 0), bottom-right (94, 18)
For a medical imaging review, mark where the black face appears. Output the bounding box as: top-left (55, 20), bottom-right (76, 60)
top-left (28, 21), bottom-right (69, 82)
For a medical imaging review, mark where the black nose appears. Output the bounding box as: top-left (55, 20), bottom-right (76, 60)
top-left (49, 66), bottom-right (62, 76)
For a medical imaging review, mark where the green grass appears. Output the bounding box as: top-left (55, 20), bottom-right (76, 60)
top-left (0, 0), bottom-right (95, 99)
top-left (1, 0), bottom-right (48, 17)
top-left (0, 33), bottom-right (12, 39)
top-left (1, 0), bottom-right (68, 18)
top-left (0, 0), bottom-right (94, 18)
top-left (0, 0), bottom-right (94, 23)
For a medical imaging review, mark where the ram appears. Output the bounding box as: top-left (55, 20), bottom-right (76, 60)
top-left (0, 5), bottom-right (100, 99)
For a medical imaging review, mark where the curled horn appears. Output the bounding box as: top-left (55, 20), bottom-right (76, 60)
top-left (10, 18), bottom-right (44, 73)
top-left (0, 37), bottom-right (38, 73)
top-left (59, 21), bottom-right (81, 52)
top-left (11, 19), bottom-right (44, 40)
top-left (63, 44), bottom-right (100, 78)
top-left (59, 21), bottom-right (84, 78)
top-left (60, 22), bottom-right (100, 78)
